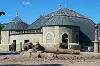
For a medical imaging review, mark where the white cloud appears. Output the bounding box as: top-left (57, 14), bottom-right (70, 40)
top-left (22, 1), bottom-right (31, 5)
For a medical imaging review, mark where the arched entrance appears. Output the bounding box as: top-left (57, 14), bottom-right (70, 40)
top-left (61, 33), bottom-right (68, 49)
top-left (62, 33), bottom-right (68, 43)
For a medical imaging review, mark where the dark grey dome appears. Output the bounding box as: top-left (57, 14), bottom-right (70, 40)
top-left (44, 15), bottom-right (95, 42)
top-left (27, 8), bottom-right (88, 30)
top-left (27, 16), bottom-right (50, 30)
top-left (46, 8), bottom-right (86, 18)
top-left (27, 8), bottom-right (96, 42)
top-left (3, 16), bottom-right (28, 31)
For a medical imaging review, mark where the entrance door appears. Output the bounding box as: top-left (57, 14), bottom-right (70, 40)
top-left (13, 40), bottom-right (16, 51)
top-left (13, 40), bottom-right (16, 44)
top-left (62, 33), bottom-right (68, 49)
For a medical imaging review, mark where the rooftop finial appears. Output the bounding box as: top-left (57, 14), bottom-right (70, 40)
top-left (59, 4), bottom-right (61, 9)
top-left (16, 12), bottom-right (18, 17)
top-left (59, 0), bottom-right (62, 9)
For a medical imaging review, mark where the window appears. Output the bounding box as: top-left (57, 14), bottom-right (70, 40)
top-left (24, 40), bottom-right (29, 43)
top-left (46, 33), bottom-right (52, 43)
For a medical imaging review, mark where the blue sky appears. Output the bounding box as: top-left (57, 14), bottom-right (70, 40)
top-left (0, 0), bottom-right (100, 24)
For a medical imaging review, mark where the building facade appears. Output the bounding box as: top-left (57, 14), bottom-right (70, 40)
top-left (0, 6), bottom-right (95, 51)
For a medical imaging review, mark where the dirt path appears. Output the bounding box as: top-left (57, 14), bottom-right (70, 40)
top-left (0, 52), bottom-right (100, 66)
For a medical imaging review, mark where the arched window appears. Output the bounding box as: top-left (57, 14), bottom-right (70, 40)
top-left (46, 33), bottom-right (52, 43)
top-left (62, 33), bottom-right (68, 43)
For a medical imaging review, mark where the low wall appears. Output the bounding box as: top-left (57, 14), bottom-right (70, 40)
top-left (0, 44), bottom-right (9, 51)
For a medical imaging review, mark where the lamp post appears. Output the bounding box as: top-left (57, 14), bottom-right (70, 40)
top-left (93, 25), bottom-right (99, 53)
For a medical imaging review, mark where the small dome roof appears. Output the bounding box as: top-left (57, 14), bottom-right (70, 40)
top-left (3, 16), bottom-right (28, 31)
top-left (11, 16), bottom-right (23, 22)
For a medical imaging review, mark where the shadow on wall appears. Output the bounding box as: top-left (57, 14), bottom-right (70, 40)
top-left (79, 30), bottom-right (91, 43)
top-left (0, 64), bottom-right (67, 66)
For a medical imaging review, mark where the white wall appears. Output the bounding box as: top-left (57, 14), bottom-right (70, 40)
top-left (10, 34), bottom-right (43, 45)
top-left (1, 31), bottom-right (10, 44)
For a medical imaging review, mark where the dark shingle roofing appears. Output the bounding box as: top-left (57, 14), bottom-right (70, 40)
top-left (11, 16), bottom-right (23, 22)
top-left (3, 16), bottom-right (28, 31)
top-left (27, 16), bottom-right (50, 30)
top-left (27, 8), bottom-right (88, 30)
top-left (46, 8), bottom-right (86, 18)
top-left (44, 15), bottom-right (95, 42)
top-left (98, 26), bottom-right (100, 37)
top-left (27, 8), bottom-right (95, 42)
top-left (55, 9), bottom-right (66, 15)
top-left (44, 16), bottom-right (79, 26)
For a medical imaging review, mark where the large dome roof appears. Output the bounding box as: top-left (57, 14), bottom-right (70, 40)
top-left (27, 8), bottom-right (92, 30)
top-left (3, 16), bottom-right (28, 31)
top-left (46, 8), bottom-right (86, 18)
top-left (27, 8), bottom-right (96, 42)
top-left (44, 15), bottom-right (95, 42)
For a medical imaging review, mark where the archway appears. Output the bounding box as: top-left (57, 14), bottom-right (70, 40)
top-left (61, 33), bottom-right (68, 49)
top-left (62, 33), bottom-right (68, 43)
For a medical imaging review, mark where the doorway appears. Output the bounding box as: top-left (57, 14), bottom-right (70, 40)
top-left (62, 33), bottom-right (68, 43)
top-left (13, 40), bottom-right (16, 44)
top-left (13, 40), bottom-right (16, 51)
top-left (62, 33), bottom-right (68, 49)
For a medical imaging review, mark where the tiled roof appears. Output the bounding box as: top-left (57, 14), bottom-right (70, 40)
top-left (27, 8), bottom-right (95, 42)
top-left (27, 8), bottom-right (88, 30)
top-left (44, 15), bottom-right (95, 42)
top-left (11, 16), bottom-right (23, 22)
top-left (27, 16), bottom-right (50, 30)
top-left (46, 8), bottom-right (86, 18)
top-left (3, 16), bottom-right (28, 30)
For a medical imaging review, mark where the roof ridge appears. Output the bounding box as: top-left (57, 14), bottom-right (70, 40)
top-left (11, 16), bottom-right (23, 22)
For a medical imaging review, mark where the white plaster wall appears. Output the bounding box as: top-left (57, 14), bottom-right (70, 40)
top-left (1, 31), bottom-right (10, 44)
top-left (43, 26), bottom-right (60, 44)
top-left (10, 34), bottom-right (43, 45)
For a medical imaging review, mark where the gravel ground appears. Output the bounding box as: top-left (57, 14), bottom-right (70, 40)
top-left (0, 52), bottom-right (100, 66)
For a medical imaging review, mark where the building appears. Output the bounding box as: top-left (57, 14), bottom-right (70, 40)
top-left (0, 5), bottom-right (95, 51)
